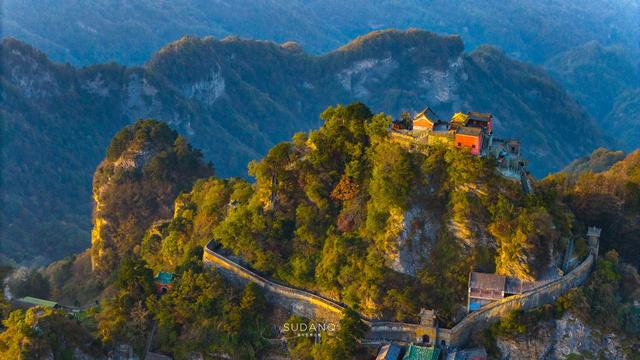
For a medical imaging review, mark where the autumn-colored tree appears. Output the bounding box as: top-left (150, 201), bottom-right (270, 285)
top-left (330, 175), bottom-right (359, 201)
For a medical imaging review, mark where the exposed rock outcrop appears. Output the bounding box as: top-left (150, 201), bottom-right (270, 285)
top-left (389, 207), bottom-right (441, 276)
top-left (496, 313), bottom-right (630, 360)
top-left (91, 120), bottom-right (212, 276)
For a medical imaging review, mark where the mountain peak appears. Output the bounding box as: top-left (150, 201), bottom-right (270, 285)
top-left (332, 29), bottom-right (463, 59)
top-left (151, 35), bottom-right (214, 60)
top-left (281, 41), bottom-right (304, 53)
top-left (2, 37), bottom-right (53, 66)
top-left (336, 29), bottom-right (462, 50)
top-left (91, 119), bottom-right (213, 277)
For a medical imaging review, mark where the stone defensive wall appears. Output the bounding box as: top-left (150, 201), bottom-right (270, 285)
top-left (389, 130), bottom-right (428, 150)
top-left (446, 253), bottom-right (594, 347)
top-left (203, 240), bottom-right (595, 348)
top-left (203, 242), bottom-right (346, 323)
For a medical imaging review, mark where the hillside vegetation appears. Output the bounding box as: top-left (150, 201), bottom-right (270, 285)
top-left (91, 120), bottom-right (213, 277)
top-left (1, 30), bottom-right (607, 264)
top-left (546, 42), bottom-right (640, 151)
top-left (561, 148), bottom-right (627, 176)
top-left (3, 112), bottom-right (638, 359)
top-left (0, 306), bottom-right (102, 358)
top-left (541, 149), bottom-right (640, 268)
top-left (139, 104), bottom-right (573, 324)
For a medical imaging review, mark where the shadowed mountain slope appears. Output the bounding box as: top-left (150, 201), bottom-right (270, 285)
top-left (1, 30), bottom-right (606, 263)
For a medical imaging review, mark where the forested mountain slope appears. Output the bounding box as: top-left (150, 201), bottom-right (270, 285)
top-left (90, 120), bottom-right (213, 277)
top-left (546, 42), bottom-right (640, 122)
top-left (542, 149), bottom-right (640, 268)
top-left (119, 108), bottom-right (574, 325)
top-left (561, 148), bottom-right (627, 176)
top-left (3, 114), bottom-right (638, 360)
top-left (6, 0), bottom-right (636, 156)
top-left (546, 42), bottom-right (640, 152)
top-left (1, 30), bottom-right (606, 264)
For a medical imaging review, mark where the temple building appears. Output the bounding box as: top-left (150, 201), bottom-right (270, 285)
top-left (454, 126), bottom-right (484, 156)
top-left (14, 296), bottom-right (60, 310)
top-left (402, 344), bottom-right (441, 360)
top-left (412, 107), bottom-right (442, 132)
top-left (467, 272), bottom-right (537, 312)
top-left (409, 109), bottom-right (494, 156)
top-left (466, 112), bottom-right (493, 134)
top-left (386, 106), bottom-right (532, 192)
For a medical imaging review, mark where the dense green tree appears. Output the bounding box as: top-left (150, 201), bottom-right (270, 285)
top-left (286, 309), bottom-right (368, 360)
top-left (6, 269), bottom-right (51, 299)
top-left (97, 257), bottom-right (155, 355)
top-left (0, 307), bottom-right (101, 359)
top-left (542, 150), bottom-right (640, 267)
top-left (419, 231), bottom-right (471, 325)
top-left (142, 102), bottom-right (573, 324)
top-left (150, 270), bottom-right (268, 359)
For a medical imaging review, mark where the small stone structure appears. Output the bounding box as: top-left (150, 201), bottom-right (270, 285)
top-left (202, 227), bottom-right (600, 348)
top-left (587, 226), bottom-right (601, 259)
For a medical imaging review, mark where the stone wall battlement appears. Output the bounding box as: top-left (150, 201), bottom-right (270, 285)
top-left (447, 253), bottom-right (594, 346)
top-left (203, 241), bottom-right (595, 347)
top-left (203, 244), bottom-right (346, 321)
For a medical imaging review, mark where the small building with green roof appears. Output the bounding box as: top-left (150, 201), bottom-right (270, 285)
top-left (402, 344), bottom-right (441, 360)
top-left (15, 296), bottom-right (60, 309)
top-left (154, 271), bottom-right (174, 295)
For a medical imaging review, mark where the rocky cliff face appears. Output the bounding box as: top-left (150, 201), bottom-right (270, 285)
top-left (389, 207), bottom-right (441, 276)
top-left (90, 120), bottom-right (212, 276)
top-left (1, 29), bottom-right (606, 264)
top-left (497, 312), bottom-right (630, 360)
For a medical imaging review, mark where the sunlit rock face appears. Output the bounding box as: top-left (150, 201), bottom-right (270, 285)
top-left (90, 120), bottom-right (212, 277)
top-left (388, 207), bottom-right (440, 276)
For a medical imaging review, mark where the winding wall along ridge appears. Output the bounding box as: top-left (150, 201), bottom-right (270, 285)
top-left (203, 245), bottom-right (346, 317)
top-left (203, 241), bottom-right (594, 347)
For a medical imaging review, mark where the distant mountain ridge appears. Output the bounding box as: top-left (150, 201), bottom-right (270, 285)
top-left (1, 29), bottom-right (607, 264)
top-left (562, 148), bottom-right (627, 176)
top-left (4, 0), bottom-right (638, 65)
top-left (545, 42), bottom-right (640, 152)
